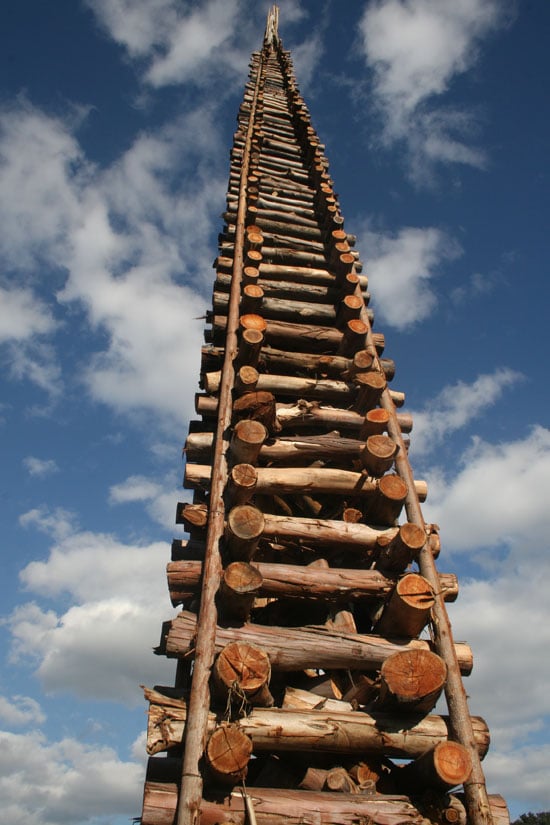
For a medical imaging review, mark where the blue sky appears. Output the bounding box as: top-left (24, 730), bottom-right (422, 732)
top-left (0, 1), bottom-right (549, 822)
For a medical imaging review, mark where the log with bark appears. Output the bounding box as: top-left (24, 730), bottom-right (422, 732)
top-left (159, 611), bottom-right (473, 674)
top-left (144, 687), bottom-right (488, 759)
top-left (167, 559), bottom-right (459, 607)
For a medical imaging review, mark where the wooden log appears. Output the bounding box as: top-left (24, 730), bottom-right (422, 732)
top-left (231, 391), bottom-right (278, 432)
top-left (325, 767), bottom-right (358, 793)
top-left (377, 649), bottom-right (448, 713)
top-left (361, 435), bottom-right (398, 476)
top-left (145, 689), bottom-right (487, 758)
top-left (397, 741), bottom-right (472, 791)
top-left (205, 723), bottom-right (252, 784)
top-left (167, 559), bottom-right (459, 607)
top-left (213, 641), bottom-right (273, 707)
top-left (375, 573), bottom-right (435, 637)
top-left (353, 371), bottom-right (387, 413)
top-left (206, 369), bottom-right (363, 403)
top-left (218, 562), bottom-right (262, 621)
top-left (225, 505), bottom-right (265, 560)
top-left (176, 502), bottom-right (208, 530)
top-left (376, 522), bottom-right (426, 572)
top-left (229, 419), bottom-right (267, 465)
top-left (185, 464), bottom-right (427, 505)
top-left (234, 365), bottom-right (259, 395)
top-left (141, 773), bottom-right (509, 825)
top-left (236, 328), bottom-right (264, 369)
top-left (161, 611), bottom-right (473, 675)
top-left (227, 463), bottom-right (257, 504)
top-left (282, 686), bottom-right (354, 712)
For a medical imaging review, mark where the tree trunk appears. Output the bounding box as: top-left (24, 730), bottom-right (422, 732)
top-left (160, 611), bottom-right (473, 675)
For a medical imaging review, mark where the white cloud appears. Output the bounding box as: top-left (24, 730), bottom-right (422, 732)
top-left (22, 457), bottom-right (60, 478)
top-left (0, 100), bottom-right (224, 425)
top-left (0, 287), bottom-right (56, 343)
top-left (109, 474), bottom-right (163, 504)
top-left (424, 425), bottom-right (550, 553)
top-left (19, 507), bottom-right (77, 541)
top-left (360, 224), bottom-right (460, 328)
top-left (358, 0), bottom-right (512, 178)
top-left (12, 521), bottom-right (175, 703)
top-left (0, 695), bottom-right (45, 727)
top-left (0, 730), bottom-right (142, 825)
top-left (410, 368), bottom-right (522, 455)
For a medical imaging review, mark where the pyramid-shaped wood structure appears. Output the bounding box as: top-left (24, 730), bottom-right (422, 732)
top-left (140, 8), bottom-right (508, 825)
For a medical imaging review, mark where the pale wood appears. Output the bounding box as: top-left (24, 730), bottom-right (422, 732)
top-left (145, 689), bottom-right (487, 758)
top-left (167, 559), bottom-right (458, 606)
top-left (229, 419), bottom-right (267, 465)
top-left (225, 505), bottom-right (265, 560)
top-left (218, 562), bottom-right (262, 621)
top-left (185, 463), bottom-right (427, 506)
top-left (161, 611), bottom-right (473, 675)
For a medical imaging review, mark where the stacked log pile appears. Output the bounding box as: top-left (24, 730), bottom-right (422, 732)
top-left (140, 7), bottom-right (507, 825)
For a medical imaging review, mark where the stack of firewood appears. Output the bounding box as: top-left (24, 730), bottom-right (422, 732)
top-left (140, 9), bottom-right (507, 825)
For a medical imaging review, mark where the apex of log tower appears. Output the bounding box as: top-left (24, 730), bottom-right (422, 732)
top-left (264, 4), bottom-right (280, 46)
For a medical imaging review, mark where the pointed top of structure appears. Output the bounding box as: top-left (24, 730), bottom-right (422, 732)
top-left (264, 4), bottom-right (280, 47)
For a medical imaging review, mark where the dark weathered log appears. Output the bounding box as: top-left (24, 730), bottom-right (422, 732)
top-left (396, 741), bottom-right (472, 791)
top-left (205, 723), bottom-right (252, 784)
top-left (231, 391), bottom-right (278, 432)
top-left (145, 688), bottom-right (487, 758)
top-left (161, 611), bottom-right (473, 675)
top-left (142, 772), bottom-right (508, 825)
top-left (213, 641), bottom-right (273, 707)
top-left (167, 559), bottom-right (459, 607)
top-left (378, 649), bottom-right (447, 713)
top-left (375, 573), bottom-right (435, 637)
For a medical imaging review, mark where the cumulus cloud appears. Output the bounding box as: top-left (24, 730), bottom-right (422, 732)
top-left (22, 457), bottom-right (60, 478)
top-left (12, 521), bottom-right (175, 703)
top-left (109, 473), bottom-right (182, 528)
top-left (357, 0), bottom-right (513, 178)
top-left (359, 224), bottom-right (461, 328)
top-left (0, 730), bottom-right (142, 825)
top-left (410, 368), bottom-right (523, 455)
top-left (0, 100), bottom-right (224, 425)
top-left (0, 695), bottom-right (45, 727)
top-left (424, 425), bottom-right (550, 553)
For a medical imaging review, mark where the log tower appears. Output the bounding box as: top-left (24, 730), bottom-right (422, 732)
top-left (141, 8), bottom-right (508, 825)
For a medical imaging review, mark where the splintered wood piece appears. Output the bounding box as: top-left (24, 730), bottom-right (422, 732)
top-left (376, 522), bottom-right (426, 572)
top-left (230, 419), bottom-right (267, 465)
top-left (206, 724), bottom-right (252, 784)
top-left (361, 434), bottom-right (398, 476)
top-left (214, 641), bottom-right (273, 706)
top-left (398, 741), bottom-right (473, 790)
top-left (225, 505), bottom-right (265, 560)
top-left (375, 573), bottom-right (435, 637)
top-left (218, 562), bottom-right (262, 621)
top-left (379, 649), bottom-right (447, 713)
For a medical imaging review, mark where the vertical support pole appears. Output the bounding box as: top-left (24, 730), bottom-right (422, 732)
top-left (176, 46), bottom-right (267, 825)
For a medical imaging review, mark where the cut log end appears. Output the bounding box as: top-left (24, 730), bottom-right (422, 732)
top-left (206, 724), bottom-right (252, 784)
